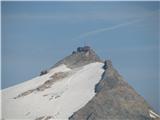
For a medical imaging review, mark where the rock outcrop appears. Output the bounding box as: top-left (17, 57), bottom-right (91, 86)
top-left (40, 70), bottom-right (48, 76)
top-left (69, 60), bottom-right (155, 120)
top-left (14, 71), bottom-right (70, 99)
top-left (53, 46), bottom-right (102, 69)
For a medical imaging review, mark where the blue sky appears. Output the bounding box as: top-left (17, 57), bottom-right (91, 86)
top-left (1, 1), bottom-right (159, 113)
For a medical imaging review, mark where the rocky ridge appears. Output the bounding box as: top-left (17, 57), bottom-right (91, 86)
top-left (2, 46), bottom-right (159, 120)
top-left (69, 60), bottom-right (158, 120)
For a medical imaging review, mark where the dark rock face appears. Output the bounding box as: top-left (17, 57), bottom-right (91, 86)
top-left (69, 60), bottom-right (153, 120)
top-left (53, 46), bottom-right (102, 69)
top-left (40, 70), bottom-right (48, 76)
top-left (77, 46), bottom-right (91, 52)
top-left (103, 60), bottom-right (112, 69)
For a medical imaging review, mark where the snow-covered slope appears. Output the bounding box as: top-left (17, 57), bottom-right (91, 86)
top-left (2, 62), bottom-right (104, 120)
top-left (2, 46), bottom-right (159, 120)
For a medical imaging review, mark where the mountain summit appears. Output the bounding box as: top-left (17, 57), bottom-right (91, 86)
top-left (1, 46), bottom-right (159, 120)
top-left (53, 46), bottom-right (102, 69)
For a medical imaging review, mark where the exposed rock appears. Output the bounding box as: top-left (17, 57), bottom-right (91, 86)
top-left (72, 51), bottom-right (76, 54)
top-left (35, 116), bottom-right (54, 120)
top-left (103, 60), bottom-right (112, 70)
top-left (77, 46), bottom-right (91, 52)
top-left (14, 89), bottom-right (35, 99)
top-left (44, 116), bottom-right (54, 120)
top-left (69, 60), bottom-right (154, 120)
top-left (14, 72), bottom-right (70, 98)
top-left (35, 116), bottom-right (45, 120)
top-left (36, 72), bottom-right (69, 91)
top-left (40, 70), bottom-right (48, 76)
top-left (52, 46), bottom-right (102, 69)
top-left (50, 72), bottom-right (68, 79)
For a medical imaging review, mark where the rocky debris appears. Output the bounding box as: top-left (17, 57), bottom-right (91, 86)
top-left (69, 60), bottom-right (154, 120)
top-left (40, 70), bottom-right (48, 76)
top-left (35, 116), bottom-right (45, 120)
top-left (50, 72), bottom-right (68, 79)
top-left (14, 72), bottom-right (69, 99)
top-left (36, 80), bottom-right (53, 91)
top-left (37, 72), bottom-right (69, 91)
top-left (14, 89), bottom-right (35, 99)
top-left (35, 116), bottom-right (54, 120)
top-left (53, 46), bottom-right (102, 69)
top-left (44, 116), bottom-right (54, 120)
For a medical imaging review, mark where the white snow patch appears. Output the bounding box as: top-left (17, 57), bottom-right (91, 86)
top-left (2, 62), bottom-right (104, 120)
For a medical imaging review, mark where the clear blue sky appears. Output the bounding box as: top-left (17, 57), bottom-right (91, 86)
top-left (1, 1), bottom-right (159, 113)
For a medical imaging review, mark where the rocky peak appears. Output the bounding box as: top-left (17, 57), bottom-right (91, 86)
top-left (72, 46), bottom-right (96, 58)
top-left (53, 46), bottom-right (102, 69)
top-left (77, 46), bottom-right (91, 53)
